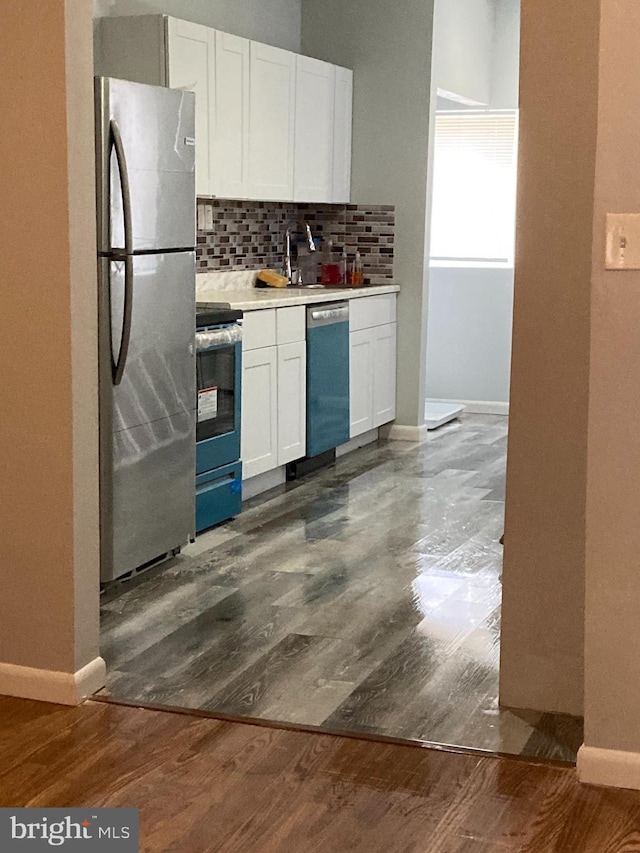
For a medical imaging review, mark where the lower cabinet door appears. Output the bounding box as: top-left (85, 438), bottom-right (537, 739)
top-left (349, 328), bottom-right (374, 438)
top-left (373, 322), bottom-right (397, 427)
top-left (241, 346), bottom-right (278, 479)
top-left (277, 340), bottom-right (306, 465)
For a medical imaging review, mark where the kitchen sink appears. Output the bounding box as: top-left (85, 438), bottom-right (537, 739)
top-left (288, 284), bottom-right (327, 290)
top-left (255, 284), bottom-right (329, 294)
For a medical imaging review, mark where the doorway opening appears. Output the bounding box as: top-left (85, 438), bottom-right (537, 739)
top-left (96, 0), bottom-right (582, 763)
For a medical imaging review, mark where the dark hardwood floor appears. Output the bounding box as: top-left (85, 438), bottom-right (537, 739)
top-left (0, 695), bottom-right (637, 853)
top-left (100, 415), bottom-right (582, 760)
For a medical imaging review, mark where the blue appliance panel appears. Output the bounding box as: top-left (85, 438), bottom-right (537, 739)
top-left (195, 460), bottom-right (242, 533)
top-left (195, 311), bottom-right (243, 531)
top-left (195, 330), bottom-right (242, 476)
top-left (306, 317), bottom-right (350, 457)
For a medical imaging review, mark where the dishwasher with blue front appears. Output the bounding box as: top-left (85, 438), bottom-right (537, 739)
top-left (305, 301), bottom-right (351, 459)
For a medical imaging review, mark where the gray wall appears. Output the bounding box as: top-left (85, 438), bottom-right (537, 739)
top-left (433, 0), bottom-right (494, 105)
top-left (433, 0), bottom-right (520, 109)
top-left (425, 266), bottom-right (513, 406)
top-left (93, 0), bottom-right (302, 52)
top-left (302, 0), bottom-right (436, 428)
top-left (491, 0), bottom-right (521, 108)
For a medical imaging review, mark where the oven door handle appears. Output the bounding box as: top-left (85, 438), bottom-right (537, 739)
top-left (109, 119), bottom-right (134, 387)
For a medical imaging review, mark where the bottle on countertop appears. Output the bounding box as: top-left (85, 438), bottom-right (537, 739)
top-left (350, 250), bottom-right (364, 286)
top-left (321, 239), bottom-right (342, 286)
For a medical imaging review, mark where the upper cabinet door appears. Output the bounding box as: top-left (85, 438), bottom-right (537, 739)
top-left (166, 18), bottom-right (214, 196)
top-left (294, 56), bottom-right (335, 203)
top-left (332, 66), bottom-right (353, 203)
top-left (248, 43), bottom-right (296, 201)
top-left (213, 31), bottom-right (250, 199)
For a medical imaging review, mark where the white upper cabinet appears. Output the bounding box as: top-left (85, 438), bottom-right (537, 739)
top-left (248, 42), bottom-right (296, 201)
top-left (212, 31), bottom-right (250, 199)
top-left (166, 18), bottom-right (214, 197)
top-left (96, 16), bottom-right (353, 203)
top-left (294, 56), bottom-right (335, 203)
top-left (332, 66), bottom-right (353, 203)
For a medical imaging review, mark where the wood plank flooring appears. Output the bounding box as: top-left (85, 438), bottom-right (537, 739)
top-left (0, 696), bottom-right (637, 853)
top-left (100, 415), bottom-right (583, 761)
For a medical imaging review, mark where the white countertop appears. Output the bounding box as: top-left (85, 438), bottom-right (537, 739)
top-left (196, 284), bottom-right (400, 311)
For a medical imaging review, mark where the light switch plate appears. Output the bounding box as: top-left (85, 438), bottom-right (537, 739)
top-left (605, 213), bottom-right (640, 269)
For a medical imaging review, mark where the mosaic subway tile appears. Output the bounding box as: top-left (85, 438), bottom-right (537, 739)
top-left (196, 199), bottom-right (395, 286)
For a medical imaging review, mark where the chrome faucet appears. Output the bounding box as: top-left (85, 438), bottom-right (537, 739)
top-left (283, 220), bottom-right (316, 285)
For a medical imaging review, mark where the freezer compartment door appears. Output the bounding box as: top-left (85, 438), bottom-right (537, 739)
top-left (102, 410), bottom-right (196, 582)
top-left (107, 252), bottom-right (196, 432)
top-left (97, 77), bottom-right (195, 253)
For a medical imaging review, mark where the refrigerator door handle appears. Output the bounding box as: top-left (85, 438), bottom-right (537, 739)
top-left (109, 119), bottom-right (134, 387)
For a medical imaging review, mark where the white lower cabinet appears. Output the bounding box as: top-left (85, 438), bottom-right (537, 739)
top-left (277, 341), bottom-right (306, 465)
top-left (372, 323), bottom-right (397, 427)
top-left (242, 299), bottom-right (396, 476)
top-left (349, 295), bottom-right (397, 439)
top-left (241, 347), bottom-right (278, 479)
top-left (349, 329), bottom-right (374, 437)
top-left (242, 307), bottom-right (306, 479)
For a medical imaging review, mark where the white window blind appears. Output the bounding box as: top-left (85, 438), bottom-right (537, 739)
top-left (430, 110), bottom-right (518, 264)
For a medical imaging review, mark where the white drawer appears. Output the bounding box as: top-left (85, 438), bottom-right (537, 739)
top-left (349, 294), bottom-right (397, 332)
top-left (277, 306), bottom-right (306, 345)
top-left (242, 309), bottom-right (277, 351)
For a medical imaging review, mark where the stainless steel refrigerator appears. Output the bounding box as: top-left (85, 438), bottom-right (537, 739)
top-left (95, 77), bottom-right (197, 583)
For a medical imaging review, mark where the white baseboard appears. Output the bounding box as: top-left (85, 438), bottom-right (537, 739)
top-left (0, 656), bottom-right (106, 706)
top-left (578, 745), bottom-right (640, 790)
top-left (386, 423), bottom-right (431, 443)
top-left (336, 428), bottom-right (380, 457)
top-left (428, 398), bottom-right (509, 416)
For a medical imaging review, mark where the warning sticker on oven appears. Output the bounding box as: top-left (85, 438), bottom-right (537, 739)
top-left (198, 386), bottom-right (218, 421)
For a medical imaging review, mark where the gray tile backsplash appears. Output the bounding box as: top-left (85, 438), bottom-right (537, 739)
top-left (196, 200), bottom-right (395, 286)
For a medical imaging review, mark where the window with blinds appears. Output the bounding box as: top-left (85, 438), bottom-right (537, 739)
top-left (429, 110), bottom-right (519, 264)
